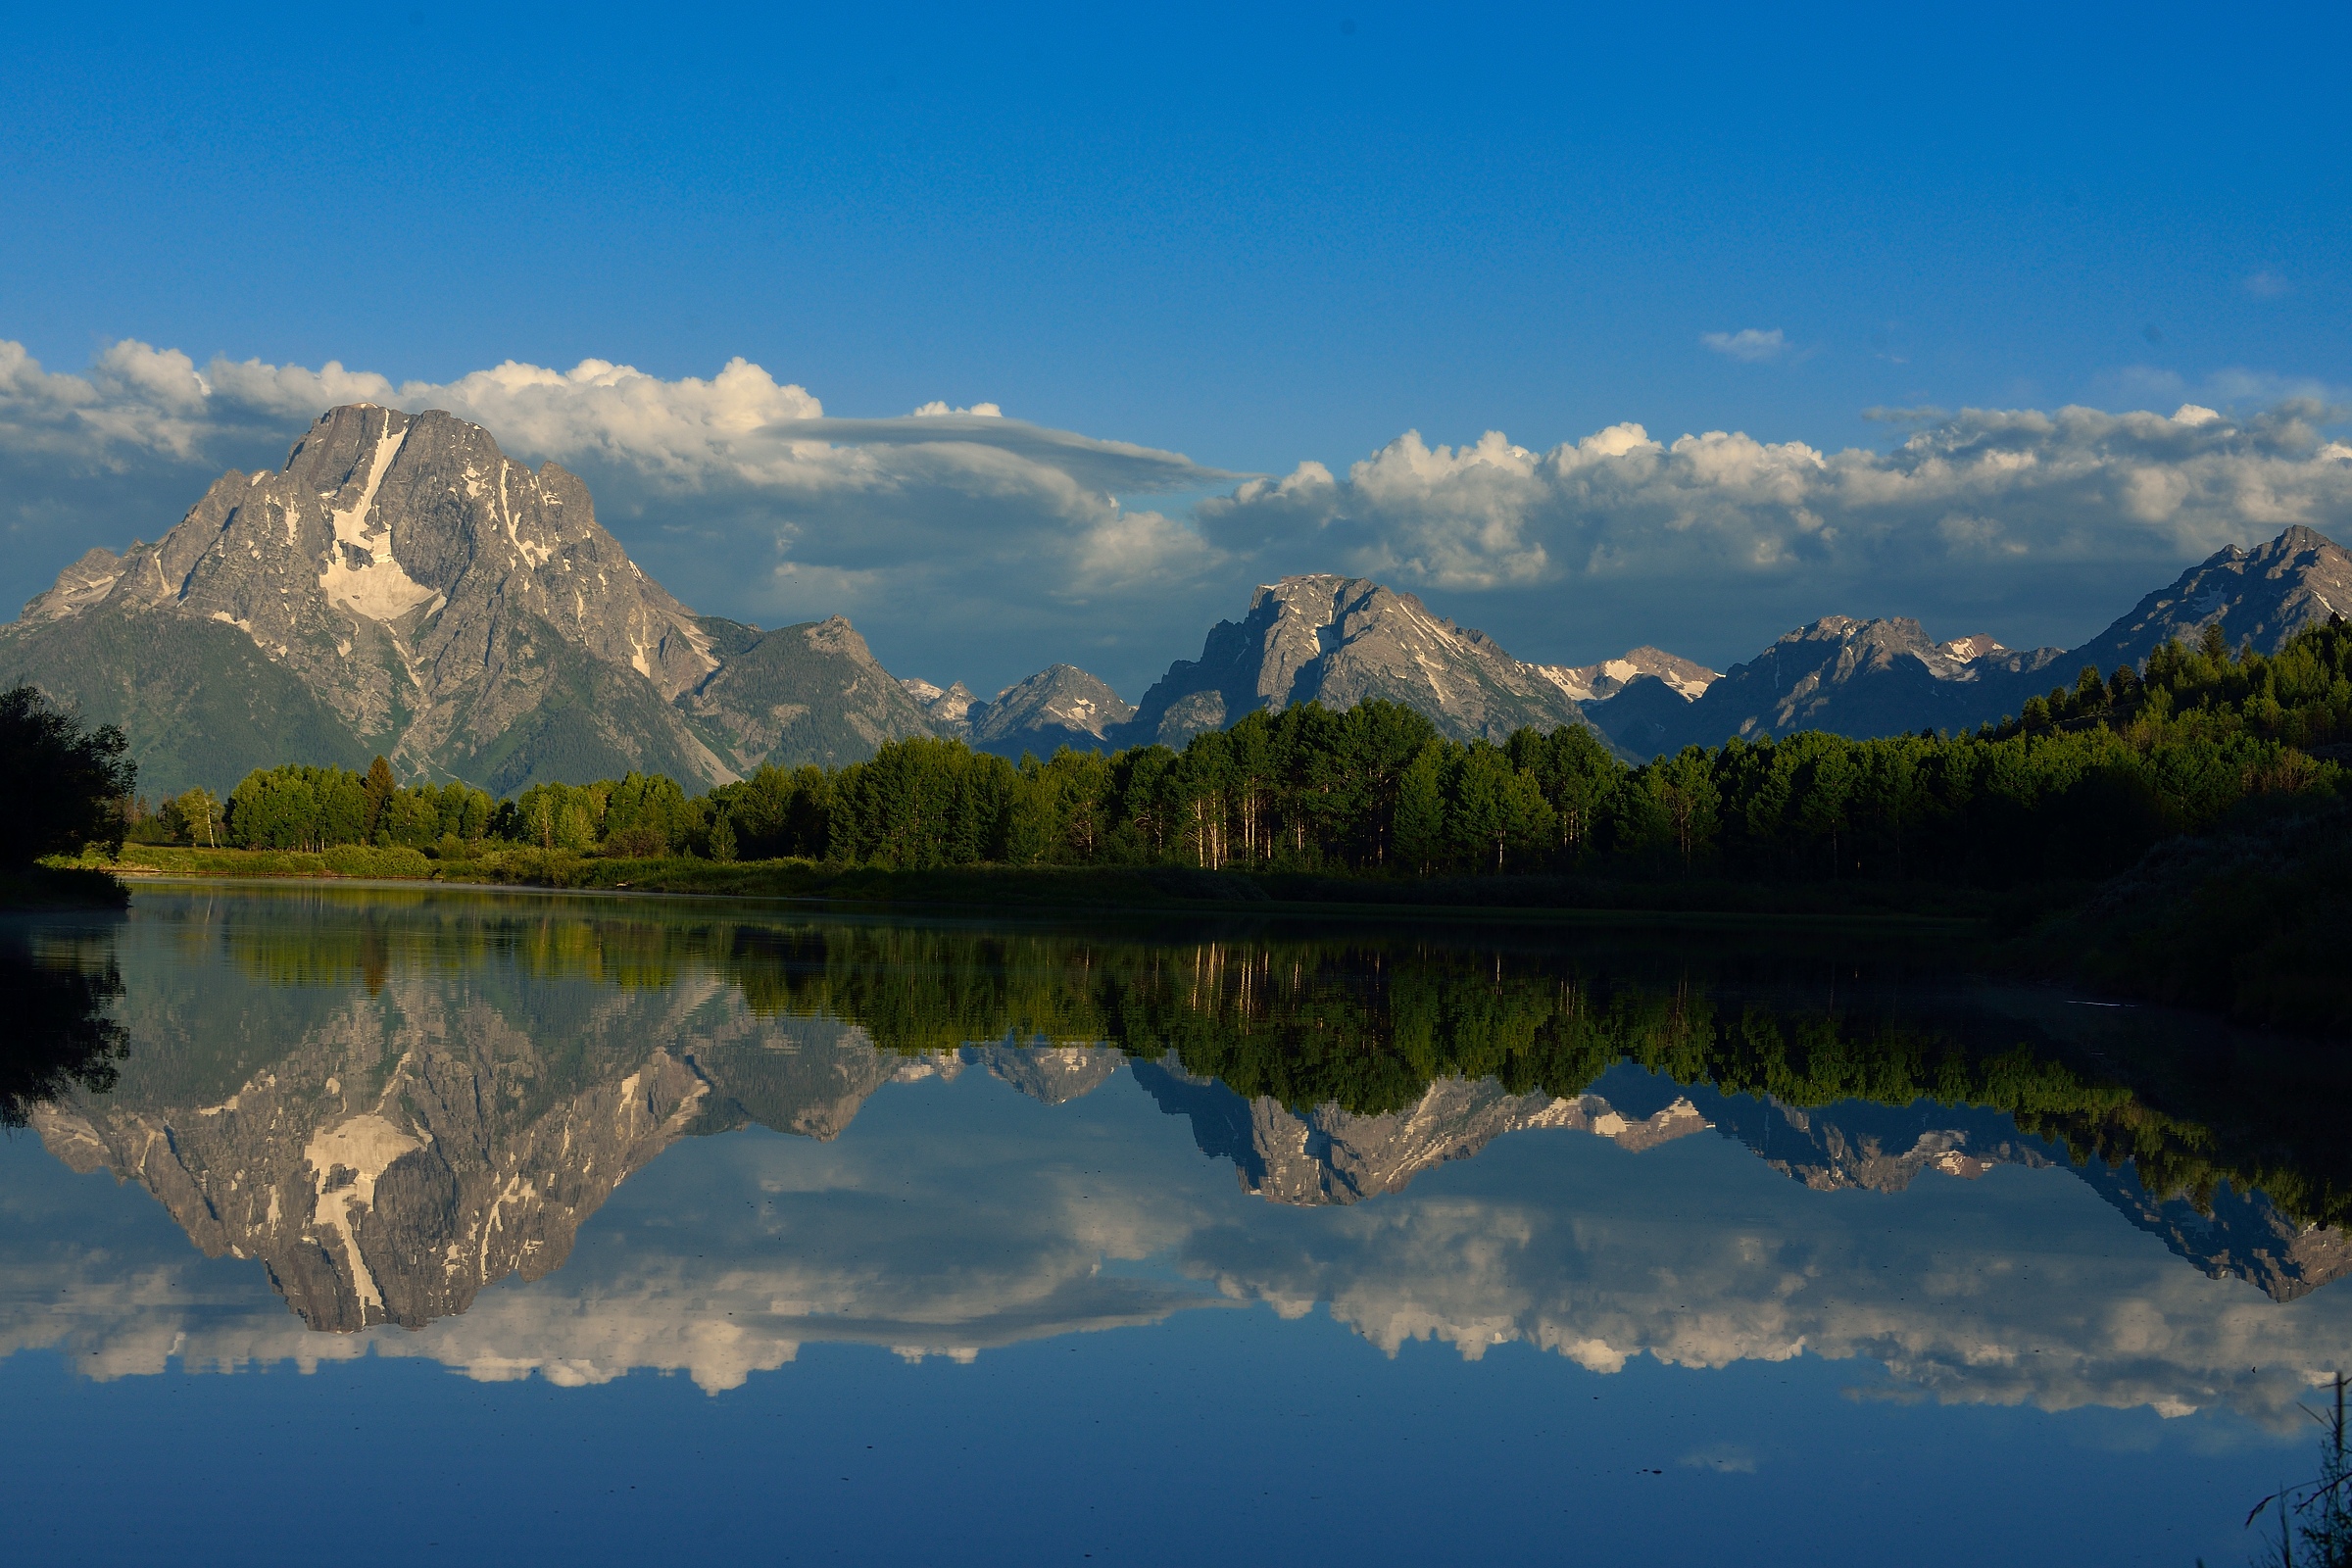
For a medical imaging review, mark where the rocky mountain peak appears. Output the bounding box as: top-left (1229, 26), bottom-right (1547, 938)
top-left (902, 677), bottom-right (979, 730)
top-left (1531, 645), bottom-right (1719, 704)
top-left (2068, 523), bottom-right (2352, 673)
top-left (1121, 572), bottom-right (1595, 747)
top-left (964, 663), bottom-right (1137, 757)
top-left (1582, 611), bottom-right (2065, 757)
top-left (3, 404), bottom-right (933, 794)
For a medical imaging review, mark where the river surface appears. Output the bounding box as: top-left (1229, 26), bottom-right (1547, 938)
top-left (1, 883), bottom-right (2346, 1565)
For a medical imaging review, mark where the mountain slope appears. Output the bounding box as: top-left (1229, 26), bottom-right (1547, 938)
top-left (1119, 574), bottom-right (1595, 747)
top-left (963, 664), bottom-right (1136, 759)
top-left (2064, 524), bottom-right (2352, 673)
top-left (1581, 527), bottom-right (2352, 756)
top-left (1590, 615), bottom-right (2062, 756)
top-left (1, 404), bottom-right (933, 794)
top-left (1531, 646), bottom-right (1717, 704)
top-left (682, 614), bottom-right (938, 772)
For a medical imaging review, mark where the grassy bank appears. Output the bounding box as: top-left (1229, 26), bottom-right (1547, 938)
top-left (90, 841), bottom-right (2029, 930)
top-left (112, 843), bottom-right (435, 879)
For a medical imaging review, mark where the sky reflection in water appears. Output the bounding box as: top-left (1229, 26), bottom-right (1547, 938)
top-left (0, 886), bottom-right (2345, 1566)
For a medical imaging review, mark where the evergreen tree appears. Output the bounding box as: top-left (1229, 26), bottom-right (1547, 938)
top-left (362, 756), bottom-right (397, 839)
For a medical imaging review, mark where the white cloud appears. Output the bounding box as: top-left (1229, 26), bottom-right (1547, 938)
top-left (6, 334), bottom-right (2352, 685)
top-left (2243, 270), bottom-right (2291, 299)
top-left (0, 339), bottom-right (1240, 691)
top-left (1200, 402), bottom-right (2352, 648)
top-left (1700, 327), bottom-right (1789, 363)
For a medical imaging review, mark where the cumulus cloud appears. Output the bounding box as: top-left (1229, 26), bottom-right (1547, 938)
top-left (1199, 400), bottom-right (2352, 660)
top-left (6, 334), bottom-right (2352, 686)
top-left (1700, 327), bottom-right (1789, 363)
top-left (0, 339), bottom-right (1241, 691)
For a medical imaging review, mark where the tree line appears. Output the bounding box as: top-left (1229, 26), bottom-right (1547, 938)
top-left (121, 619), bottom-right (2352, 886)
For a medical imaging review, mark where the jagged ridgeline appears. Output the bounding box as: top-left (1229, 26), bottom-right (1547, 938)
top-left (0, 406), bottom-right (933, 797)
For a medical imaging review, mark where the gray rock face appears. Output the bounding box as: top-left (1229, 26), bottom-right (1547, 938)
top-left (1119, 574), bottom-right (1597, 748)
top-left (1592, 613), bottom-right (2063, 755)
top-left (683, 614), bottom-right (937, 774)
top-left (1530, 646), bottom-right (1717, 704)
top-left (1, 405), bottom-right (931, 794)
top-left (2065, 524), bottom-right (2352, 673)
top-left (901, 677), bottom-right (979, 736)
top-left (963, 664), bottom-right (1136, 758)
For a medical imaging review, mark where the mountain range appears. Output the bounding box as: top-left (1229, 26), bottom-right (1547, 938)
top-left (8, 401), bottom-right (2351, 794)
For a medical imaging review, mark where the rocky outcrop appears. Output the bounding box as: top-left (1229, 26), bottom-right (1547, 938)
top-left (1118, 574), bottom-right (1599, 748)
top-left (1530, 646), bottom-right (1717, 704)
top-left (1592, 613), bottom-right (2064, 753)
top-left (0, 405), bottom-right (923, 795)
top-left (963, 664), bottom-right (1136, 759)
top-left (2064, 525), bottom-right (2352, 673)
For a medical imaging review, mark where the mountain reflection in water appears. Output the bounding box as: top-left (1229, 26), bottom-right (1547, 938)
top-left (9, 885), bottom-right (2348, 1432)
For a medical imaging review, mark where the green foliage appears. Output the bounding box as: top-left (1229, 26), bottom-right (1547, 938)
top-left (0, 684), bottom-right (137, 866)
top-left (226, 760), bottom-right (492, 855)
top-left (601, 771), bottom-right (702, 857)
top-left (611, 917), bottom-right (2346, 1227)
top-left (215, 621), bottom-right (2352, 888)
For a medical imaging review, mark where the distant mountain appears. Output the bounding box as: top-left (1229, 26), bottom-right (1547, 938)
top-left (901, 676), bottom-right (979, 733)
top-left (1578, 526), bottom-right (2352, 758)
top-left (964, 663), bottom-right (1137, 759)
top-left (0, 405), bottom-right (928, 795)
top-left (1530, 646), bottom-right (1717, 704)
top-left (2065, 524), bottom-right (2352, 673)
top-left (22, 401), bottom-right (2344, 796)
top-left (682, 613), bottom-right (934, 775)
top-left (1588, 614), bottom-right (2064, 757)
top-left (1117, 574), bottom-right (1598, 748)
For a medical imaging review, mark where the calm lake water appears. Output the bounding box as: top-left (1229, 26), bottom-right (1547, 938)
top-left (2, 884), bottom-right (2346, 1566)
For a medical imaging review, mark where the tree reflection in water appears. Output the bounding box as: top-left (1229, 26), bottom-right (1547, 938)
top-left (0, 920), bottom-right (126, 1128)
top-left (21, 888), bottom-right (2352, 1343)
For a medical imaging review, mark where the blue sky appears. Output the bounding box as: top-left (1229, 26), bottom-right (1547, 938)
top-left (4, 2), bottom-right (2349, 692)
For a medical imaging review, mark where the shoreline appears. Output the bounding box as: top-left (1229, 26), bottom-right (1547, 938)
top-left (72, 844), bottom-right (2026, 937)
